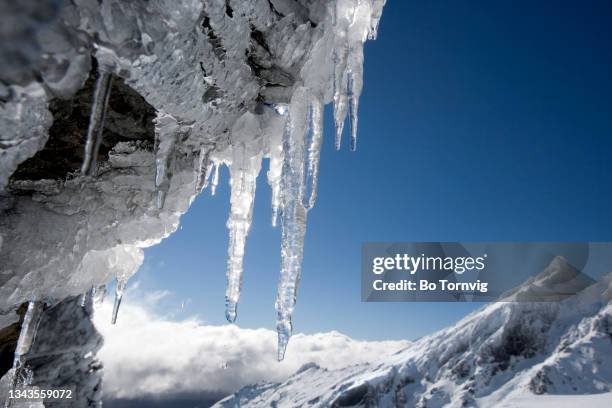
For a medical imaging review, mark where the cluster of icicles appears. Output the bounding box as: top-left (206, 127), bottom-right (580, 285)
top-left (5, 2), bottom-right (385, 400)
top-left (215, 0), bottom-right (385, 361)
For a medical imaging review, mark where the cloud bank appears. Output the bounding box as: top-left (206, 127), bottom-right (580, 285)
top-left (93, 289), bottom-right (409, 402)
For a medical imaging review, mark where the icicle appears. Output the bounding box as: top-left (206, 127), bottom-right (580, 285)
top-left (210, 162), bottom-right (220, 195)
top-left (154, 114), bottom-right (180, 209)
top-left (332, 0), bottom-right (373, 150)
top-left (94, 284), bottom-right (107, 305)
top-left (267, 108), bottom-right (285, 227)
top-left (81, 286), bottom-right (97, 307)
top-left (194, 145), bottom-right (214, 193)
top-left (332, 47), bottom-right (349, 150)
top-left (348, 39), bottom-right (365, 151)
top-left (368, 0), bottom-right (387, 40)
top-left (302, 97), bottom-right (323, 210)
top-left (111, 278), bottom-right (127, 324)
top-left (346, 73), bottom-right (355, 151)
top-left (275, 88), bottom-right (310, 361)
top-left (5, 301), bottom-right (44, 406)
top-left (81, 68), bottom-right (113, 176)
top-left (331, 1), bottom-right (338, 26)
top-left (225, 143), bottom-right (262, 323)
top-left (14, 301), bottom-right (44, 365)
top-left (271, 183), bottom-right (280, 227)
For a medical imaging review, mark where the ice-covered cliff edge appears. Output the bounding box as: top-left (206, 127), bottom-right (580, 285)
top-left (214, 257), bottom-right (612, 407)
top-left (0, 0), bottom-right (386, 364)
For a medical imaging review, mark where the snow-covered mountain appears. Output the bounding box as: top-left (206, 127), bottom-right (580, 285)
top-left (214, 257), bottom-right (612, 407)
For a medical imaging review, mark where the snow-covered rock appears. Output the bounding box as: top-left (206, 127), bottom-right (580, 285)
top-left (214, 257), bottom-right (612, 407)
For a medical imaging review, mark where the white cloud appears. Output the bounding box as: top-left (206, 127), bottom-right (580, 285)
top-left (93, 289), bottom-right (409, 401)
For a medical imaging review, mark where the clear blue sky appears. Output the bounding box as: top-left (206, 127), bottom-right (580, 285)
top-left (131, 0), bottom-right (612, 341)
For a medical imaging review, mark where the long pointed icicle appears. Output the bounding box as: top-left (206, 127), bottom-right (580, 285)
top-left (332, 0), bottom-right (373, 151)
top-left (195, 145), bottom-right (214, 193)
top-left (81, 69), bottom-right (113, 176)
top-left (154, 114), bottom-right (180, 209)
top-left (332, 47), bottom-right (349, 150)
top-left (267, 108), bottom-right (285, 227)
top-left (80, 286), bottom-right (98, 307)
top-left (276, 89), bottom-right (310, 361)
top-left (368, 0), bottom-right (388, 40)
top-left (6, 301), bottom-right (44, 404)
top-left (302, 97), bottom-right (323, 209)
top-left (210, 162), bottom-right (220, 195)
top-left (347, 70), bottom-right (357, 151)
top-left (14, 301), bottom-right (44, 366)
top-left (270, 172), bottom-right (281, 227)
top-left (225, 143), bottom-right (262, 323)
top-left (94, 284), bottom-right (107, 305)
top-left (348, 36), bottom-right (365, 150)
top-left (111, 278), bottom-right (127, 324)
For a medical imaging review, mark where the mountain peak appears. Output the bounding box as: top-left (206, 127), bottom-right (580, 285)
top-left (501, 255), bottom-right (596, 302)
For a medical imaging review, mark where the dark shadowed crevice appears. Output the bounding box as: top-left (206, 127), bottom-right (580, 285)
top-left (9, 63), bottom-right (156, 184)
top-left (250, 27), bottom-right (271, 54)
top-left (245, 25), bottom-right (294, 100)
top-left (201, 13), bottom-right (227, 61)
top-left (267, 0), bottom-right (284, 18)
top-left (225, 0), bottom-right (234, 18)
top-left (331, 383), bottom-right (371, 407)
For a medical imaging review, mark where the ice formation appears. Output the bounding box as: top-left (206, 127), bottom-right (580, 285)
top-left (0, 83), bottom-right (52, 191)
top-left (154, 113), bottom-right (181, 210)
top-left (80, 69), bottom-right (113, 177)
top-left (224, 113), bottom-right (263, 322)
top-left (276, 91), bottom-right (310, 360)
top-left (266, 113), bottom-right (284, 227)
top-left (195, 145), bottom-right (214, 193)
top-left (13, 302), bottom-right (44, 369)
top-left (303, 99), bottom-right (323, 210)
top-left (331, 0), bottom-right (377, 151)
top-left (0, 0), bottom-right (387, 362)
top-left (5, 301), bottom-right (44, 406)
top-left (111, 279), bottom-right (126, 325)
top-left (93, 284), bottom-right (107, 305)
top-left (210, 163), bottom-right (220, 196)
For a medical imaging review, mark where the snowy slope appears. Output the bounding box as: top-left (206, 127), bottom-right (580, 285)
top-left (214, 257), bottom-right (612, 407)
top-left (491, 392), bottom-right (612, 408)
